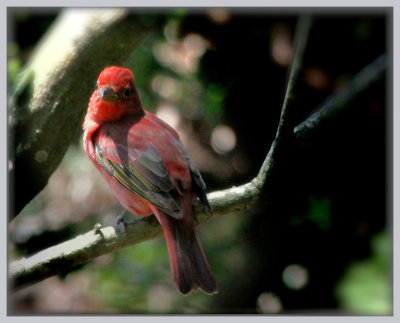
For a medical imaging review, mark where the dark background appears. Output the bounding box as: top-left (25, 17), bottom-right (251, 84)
top-left (8, 8), bottom-right (391, 314)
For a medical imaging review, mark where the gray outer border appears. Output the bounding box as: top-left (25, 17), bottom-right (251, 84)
top-left (2, 0), bottom-right (398, 321)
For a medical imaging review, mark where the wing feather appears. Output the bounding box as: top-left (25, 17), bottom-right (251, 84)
top-left (174, 139), bottom-right (213, 217)
top-left (95, 143), bottom-right (183, 219)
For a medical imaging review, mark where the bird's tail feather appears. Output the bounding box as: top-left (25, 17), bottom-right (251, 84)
top-left (154, 206), bottom-right (217, 295)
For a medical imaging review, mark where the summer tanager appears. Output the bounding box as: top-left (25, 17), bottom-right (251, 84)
top-left (83, 66), bottom-right (217, 295)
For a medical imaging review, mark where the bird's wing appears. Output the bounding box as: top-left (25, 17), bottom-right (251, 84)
top-left (94, 141), bottom-right (183, 219)
top-left (174, 139), bottom-right (213, 217)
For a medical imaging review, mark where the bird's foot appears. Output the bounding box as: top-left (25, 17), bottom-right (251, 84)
top-left (116, 215), bottom-right (127, 232)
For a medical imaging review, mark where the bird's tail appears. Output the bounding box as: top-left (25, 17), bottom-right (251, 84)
top-left (153, 206), bottom-right (218, 295)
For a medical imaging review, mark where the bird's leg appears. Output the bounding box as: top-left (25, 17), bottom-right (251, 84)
top-left (115, 207), bottom-right (129, 232)
top-left (116, 214), bottom-right (127, 232)
top-left (116, 209), bottom-right (138, 231)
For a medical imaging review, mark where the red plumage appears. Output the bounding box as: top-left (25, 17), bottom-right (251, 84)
top-left (83, 66), bottom-right (217, 295)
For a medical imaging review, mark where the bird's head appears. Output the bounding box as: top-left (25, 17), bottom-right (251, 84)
top-left (97, 66), bottom-right (135, 103)
top-left (87, 66), bottom-right (144, 124)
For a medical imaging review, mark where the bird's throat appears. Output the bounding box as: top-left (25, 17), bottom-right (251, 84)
top-left (89, 96), bottom-right (144, 124)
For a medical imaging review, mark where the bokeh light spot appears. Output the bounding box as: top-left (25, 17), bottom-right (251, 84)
top-left (210, 124), bottom-right (237, 154)
top-left (304, 67), bottom-right (331, 91)
top-left (282, 264), bottom-right (309, 290)
top-left (206, 8), bottom-right (231, 25)
top-left (155, 104), bottom-right (181, 129)
top-left (270, 23), bottom-right (293, 66)
top-left (257, 292), bottom-right (283, 314)
top-left (146, 284), bottom-right (176, 313)
top-left (151, 74), bottom-right (182, 100)
top-left (70, 174), bottom-right (93, 203)
top-left (183, 33), bottom-right (209, 59)
top-left (153, 33), bottom-right (209, 75)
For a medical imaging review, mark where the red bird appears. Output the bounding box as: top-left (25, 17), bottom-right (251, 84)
top-left (83, 66), bottom-right (217, 295)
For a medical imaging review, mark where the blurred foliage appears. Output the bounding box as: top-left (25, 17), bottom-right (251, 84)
top-left (336, 231), bottom-right (391, 315)
top-left (9, 8), bottom-right (391, 315)
top-left (7, 42), bottom-right (22, 87)
top-left (290, 195), bottom-right (331, 231)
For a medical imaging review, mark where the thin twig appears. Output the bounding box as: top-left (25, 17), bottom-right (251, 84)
top-left (294, 54), bottom-right (386, 142)
top-left (255, 15), bottom-right (312, 187)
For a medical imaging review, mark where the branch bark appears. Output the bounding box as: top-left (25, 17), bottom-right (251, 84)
top-left (9, 8), bottom-right (159, 218)
top-left (255, 15), bottom-right (312, 189)
top-left (9, 182), bottom-right (261, 289)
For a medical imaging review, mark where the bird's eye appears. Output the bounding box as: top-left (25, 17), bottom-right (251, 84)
top-left (124, 87), bottom-right (132, 97)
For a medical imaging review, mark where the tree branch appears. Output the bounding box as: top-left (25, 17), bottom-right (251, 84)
top-left (8, 15), bottom-right (315, 290)
top-left (9, 9), bottom-right (159, 218)
top-left (255, 15), bottom-right (312, 188)
top-left (9, 182), bottom-right (261, 289)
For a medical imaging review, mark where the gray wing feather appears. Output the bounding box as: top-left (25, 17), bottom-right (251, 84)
top-left (175, 139), bottom-right (206, 190)
top-left (175, 139), bottom-right (213, 217)
top-left (95, 144), bottom-right (182, 219)
top-left (133, 145), bottom-right (172, 192)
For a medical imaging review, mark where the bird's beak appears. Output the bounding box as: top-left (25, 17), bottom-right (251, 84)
top-left (99, 87), bottom-right (119, 102)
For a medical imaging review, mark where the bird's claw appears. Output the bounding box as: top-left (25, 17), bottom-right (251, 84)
top-left (116, 215), bottom-right (127, 232)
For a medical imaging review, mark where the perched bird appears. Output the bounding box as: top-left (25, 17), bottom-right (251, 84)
top-left (83, 66), bottom-right (217, 295)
